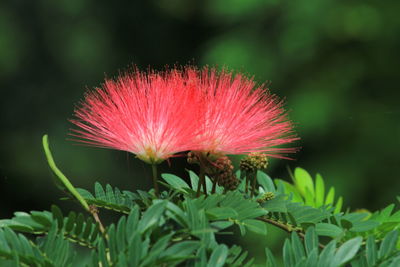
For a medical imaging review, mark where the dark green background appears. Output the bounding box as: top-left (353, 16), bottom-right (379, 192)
top-left (1, 0), bottom-right (399, 263)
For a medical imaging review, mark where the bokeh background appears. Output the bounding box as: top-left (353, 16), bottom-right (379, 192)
top-left (1, 0), bottom-right (399, 263)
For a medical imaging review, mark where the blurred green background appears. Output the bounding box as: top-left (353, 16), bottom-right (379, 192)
top-left (1, 0), bottom-right (399, 263)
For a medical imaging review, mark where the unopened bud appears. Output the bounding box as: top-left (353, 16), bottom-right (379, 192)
top-left (257, 192), bottom-right (275, 203)
top-left (240, 152), bottom-right (268, 172)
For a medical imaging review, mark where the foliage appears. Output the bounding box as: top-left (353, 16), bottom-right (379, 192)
top-left (276, 167), bottom-right (343, 213)
top-left (0, 136), bottom-right (399, 266)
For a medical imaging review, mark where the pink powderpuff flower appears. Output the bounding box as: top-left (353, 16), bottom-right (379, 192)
top-left (70, 68), bottom-right (204, 164)
top-left (193, 67), bottom-right (298, 158)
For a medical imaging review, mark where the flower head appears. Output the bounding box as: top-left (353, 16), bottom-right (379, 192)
top-left (71, 66), bottom-right (297, 163)
top-left (194, 67), bottom-right (298, 158)
top-left (70, 68), bottom-right (203, 164)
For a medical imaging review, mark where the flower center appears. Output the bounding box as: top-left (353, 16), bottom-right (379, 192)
top-left (136, 146), bottom-right (164, 164)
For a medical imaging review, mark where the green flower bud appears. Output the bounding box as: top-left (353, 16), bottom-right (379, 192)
top-left (240, 152), bottom-right (268, 172)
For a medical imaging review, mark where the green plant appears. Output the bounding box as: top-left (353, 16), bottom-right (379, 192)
top-left (0, 135), bottom-right (399, 266)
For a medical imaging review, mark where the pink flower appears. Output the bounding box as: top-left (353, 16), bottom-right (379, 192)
top-left (71, 66), bottom-right (298, 164)
top-left (194, 67), bottom-right (298, 158)
top-left (70, 68), bottom-right (203, 164)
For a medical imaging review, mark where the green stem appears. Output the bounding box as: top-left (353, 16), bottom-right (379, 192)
top-left (195, 151), bottom-right (208, 197)
top-left (201, 170), bottom-right (207, 196)
top-left (251, 170), bottom-right (257, 197)
top-left (196, 175), bottom-right (202, 197)
top-left (42, 134), bottom-right (90, 212)
top-left (245, 175), bottom-right (249, 194)
top-left (211, 176), bottom-right (218, 194)
top-left (196, 167), bottom-right (206, 197)
top-left (151, 164), bottom-right (159, 197)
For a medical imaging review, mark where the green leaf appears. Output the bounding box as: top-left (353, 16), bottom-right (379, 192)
top-left (242, 219), bottom-right (267, 235)
top-left (74, 213), bottom-right (84, 236)
top-left (227, 246), bottom-right (251, 266)
top-left (366, 235), bottom-right (377, 266)
top-left (379, 230), bottom-right (399, 259)
top-left (350, 220), bottom-right (380, 232)
top-left (30, 211), bottom-right (52, 228)
top-left (141, 233), bottom-right (173, 266)
top-left (293, 167), bottom-right (315, 198)
top-left (334, 237), bottom-right (362, 265)
top-left (165, 202), bottom-right (187, 227)
top-left (288, 203), bottom-right (330, 224)
top-left (95, 182), bottom-right (106, 201)
top-left (82, 217), bottom-right (94, 241)
top-left (291, 232), bottom-right (305, 262)
top-left (106, 224), bottom-right (117, 261)
top-left (343, 212), bottom-right (369, 222)
top-left (318, 241), bottom-right (336, 267)
top-left (105, 184), bottom-right (116, 204)
top-left (90, 224), bottom-right (99, 244)
top-left (262, 194), bottom-right (288, 212)
top-left (334, 196), bottom-right (343, 214)
top-left (138, 201), bottom-right (167, 234)
top-left (206, 207), bottom-right (238, 220)
top-left (283, 239), bottom-right (294, 267)
top-left (115, 217), bottom-right (126, 253)
top-left (65, 211), bottom-right (76, 232)
top-left (188, 170), bottom-right (199, 191)
top-left (211, 221), bottom-right (233, 230)
top-left (205, 176), bottom-right (213, 194)
top-left (257, 172), bottom-right (276, 193)
top-left (97, 239), bottom-right (109, 267)
top-left (304, 187), bottom-right (315, 207)
top-left (76, 188), bottom-right (94, 200)
top-left (305, 248), bottom-right (318, 267)
top-left (51, 205), bottom-right (64, 229)
top-left (388, 257), bottom-right (400, 267)
top-left (325, 187), bottom-right (335, 206)
top-left (208, 244), bottom-right (228, 267)
top-left (160, 241), bottom-right (199, 260)
top-left (379, 204), bottom-right (395, 221)
top-left (195, 246), bottom-right (207, 267)
top-left (161, 173), bottom-right (190, 191)
top-left (315, 223), bottom-right (343, 237)
top-left (265, 247), bottom-right (277, 267)
top-left (315, 174), bottom-right (325, 207)
top-left (0, 219), bottom-right (34, 233)
top-left (114, 188), bottom-right (125, 205)
top-left (305, 227), bottom-right (318, 255)
top-left (117, 254), bottom-right (128, 267)
top-left (275, 180), bottom-right (303, 203)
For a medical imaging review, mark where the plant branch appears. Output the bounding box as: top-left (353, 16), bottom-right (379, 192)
top-left (196, 166), bottom-right (204, 197)
top-left (42, 135), bottom-right (90, 212)
top-left (151, 164), bottom-right (160, 197)
top-left (251, 170), bottom-right (257, 197)
top-left (258, 217), bottom-right (325, 249)
top-left (197, 167), bottom-right (207, 197)
top-left (90, 205), bottom-right (106, 236)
